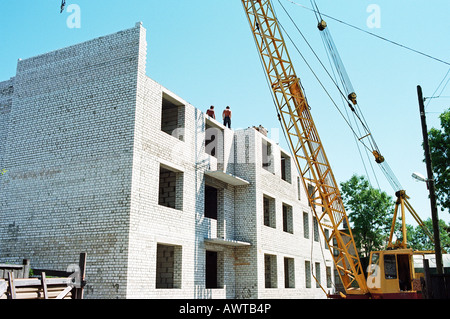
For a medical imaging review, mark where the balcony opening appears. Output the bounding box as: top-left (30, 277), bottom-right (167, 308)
top-left (205, 185), bottom-right (218, 220)
top-left (206, 251), bottom-right (218, 289)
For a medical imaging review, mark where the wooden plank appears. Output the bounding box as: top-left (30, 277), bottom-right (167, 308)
top-left (12, 277), bottom-right (71, 287)
top-left (0, 280), bottom-right (7, 297)
top-left (41, 272), bottom-right (48, 299)
top-left (74, 252), bottom-right (87, 299)
top-left (8, 272), bottom-right (16, 299)
top-left (33, 269), bottom-right (72, 278)
top-left (78, 252), bottom-right (87, 299)
top-left (15, 286), bottom-right (67, 293)
top-left (0, 264), bottom-right (24, 269)
top-left (22, 259), bottom-right (31, 279)
top-left (56, 286), bottom-right (72, 299)
top-left (15, 291), bottom-right (71, 300)
top-left (423, 258), bottom-right (432, 299)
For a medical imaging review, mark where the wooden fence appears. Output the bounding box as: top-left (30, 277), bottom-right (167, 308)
top-left (0, 259), bottom-right (30, 280)
top-left (0, 253), bottom-right (86, 300)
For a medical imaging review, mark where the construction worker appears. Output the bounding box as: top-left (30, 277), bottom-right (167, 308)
top-left (222, 106), bottom-right (232, 128)
top-left (206, 105), bottom-right (216, 119)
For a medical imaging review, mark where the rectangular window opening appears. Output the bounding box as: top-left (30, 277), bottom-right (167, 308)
top-left (303, 212), bottom-right (309, 239)
top-left (264, 254), bottom-right (278, 288)
top-left (324, 229), bottom-right (329, 249)
top-left (305, 260), bottom-right (311, 288)
top-left (284, 257), bottom-right (295, 288)
top-left (326, 266), bottom-right (332, 288)
top-left (307, 184), bottom-right (315, 207)
top-left (263, 195), bottom-right (276, 228)
top-left (156, 244), bottom-right (182, 289)
top-left (161, 93), bottom-right (185, 141)
top-left (384, 254), bottom-right (397, 279)
top-left (281, 152), bottom-right (291, 183)
top-left (282, 204), bottom-right (293, 234)
top-left (262, 139), bottom-right (273, 172)
top-left (158, 166), bottom-right (183, 211)
top-left (315, 262), bottom-right (321, 288)
top-left (313, 217), bottom-right (319, 242)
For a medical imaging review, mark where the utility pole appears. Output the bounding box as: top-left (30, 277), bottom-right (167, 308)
top-left (417, 85), bottom-right (444, 275)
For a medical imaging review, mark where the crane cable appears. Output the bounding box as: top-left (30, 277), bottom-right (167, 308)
top-left (310, 0), bottom-right (380, 190)
top-left (277, 0), bottom-right (403, 192)
top-left (284, 0), bottom-right (450, 67)
top-left (309, 0), bottom-right (404, 192)
top-left (276, 0), bottom-right (377, 154)
top-left (425, 68), bottom-right (450, 108)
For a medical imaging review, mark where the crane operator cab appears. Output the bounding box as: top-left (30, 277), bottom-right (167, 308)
top-left (366, 249), bottom-right (422, 299)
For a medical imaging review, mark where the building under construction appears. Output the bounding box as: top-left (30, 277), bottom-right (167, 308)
top-left (0, 23), bottom-right (333, 299)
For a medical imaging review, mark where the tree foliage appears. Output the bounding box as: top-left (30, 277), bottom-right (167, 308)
top-left (340, 174), bottom-right (394, 258)
top-left (428, 108), bottom-right (450, 213)
top-left (406, 218), bottom-right (450, 252)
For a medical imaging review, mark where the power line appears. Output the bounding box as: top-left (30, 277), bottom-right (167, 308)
top-left (425, 68), bottom-right (450, 108)
top-left (283, 0), bottom-right (450, 67)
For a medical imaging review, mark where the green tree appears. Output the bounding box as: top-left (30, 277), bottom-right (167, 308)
top-left (428, 108), bottom-right (450, 213)
top-left (407, 218), bottom-right (450, 252)
top-left (340, 174), bottom-right (394, 258)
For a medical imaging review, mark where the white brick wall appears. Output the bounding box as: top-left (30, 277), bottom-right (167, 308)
top-left (0, 23), bottom-right (333, 299)
top-left (0, 23), bottom-right (143, 299)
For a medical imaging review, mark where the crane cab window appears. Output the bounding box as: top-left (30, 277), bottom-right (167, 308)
top-left (384, 254), bottom-right (397, 279)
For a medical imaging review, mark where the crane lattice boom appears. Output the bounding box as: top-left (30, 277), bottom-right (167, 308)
top-left (242, 0), bottom-right (369, 294)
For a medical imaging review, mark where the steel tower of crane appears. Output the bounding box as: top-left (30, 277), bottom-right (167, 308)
top-left (241, 0), bottom-right (369, 296)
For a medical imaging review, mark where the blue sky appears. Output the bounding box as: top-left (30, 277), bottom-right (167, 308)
top-left (1, 0), bottom-right (449, 224)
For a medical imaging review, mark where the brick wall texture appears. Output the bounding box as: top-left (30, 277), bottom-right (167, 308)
top-left (0, 23), bottom-right (334, 299)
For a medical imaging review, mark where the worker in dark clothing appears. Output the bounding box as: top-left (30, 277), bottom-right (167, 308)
top-left (222, 106), bottom-right (232, 128)
top-left (206, 105), bottom-right (216, 119)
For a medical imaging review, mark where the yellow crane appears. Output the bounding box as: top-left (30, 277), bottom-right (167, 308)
top-left (241, 0), bottom-right (425, 299)
top-left (242, 0), bottom-right (368, 297)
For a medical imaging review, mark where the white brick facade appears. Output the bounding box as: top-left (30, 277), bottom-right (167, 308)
top-left (0, 23), bottom-right (333, 299)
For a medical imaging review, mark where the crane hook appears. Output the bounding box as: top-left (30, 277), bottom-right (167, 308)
top-left (317, 20), bottom-right (327, 31)
top-left (373, 150), bottom-right (385, 164)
